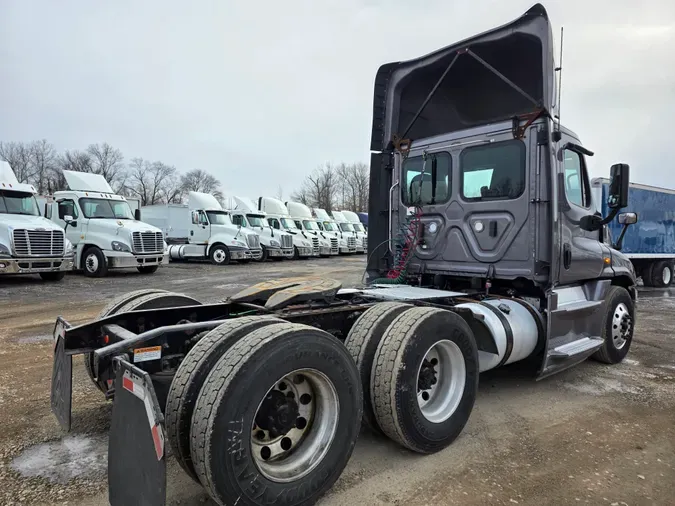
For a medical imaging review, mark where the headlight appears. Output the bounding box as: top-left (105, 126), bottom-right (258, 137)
top-left (0, 243), bottom-right (11, 257)
top-left (65, 240), bottom-right (75, 256)
top-left (269, 239), bottom-right (280, 247)
top-left (111, 241), bottom-right (131, 252)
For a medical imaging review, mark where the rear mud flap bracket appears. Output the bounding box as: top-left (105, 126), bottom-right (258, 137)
top-left (108, 357), bottom-right (166, 506)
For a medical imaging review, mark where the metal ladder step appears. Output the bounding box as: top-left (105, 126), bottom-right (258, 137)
top-left (550, 337), bottom-right (604, 358)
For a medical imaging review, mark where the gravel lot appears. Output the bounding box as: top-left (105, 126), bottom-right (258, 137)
top-left (0, 258), bottom-right (673, 506)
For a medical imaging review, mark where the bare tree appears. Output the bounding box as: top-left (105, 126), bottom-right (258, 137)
top-left (30, 140), bottom-right (58, 194)
top-left (0, 141), bottom-right (35, 183)
top-left (127, 158), bottom-right (179, 206)
top-left (179, 169), bottom-right (223, 201)
top-left (275, 185), bottom-right (284, 201)
top-left (335, 162), bottom-right (369, 212)
top-left (87, 143), bottom-right (126, 192)
top-left (58, 149), bottom-right (94, 173)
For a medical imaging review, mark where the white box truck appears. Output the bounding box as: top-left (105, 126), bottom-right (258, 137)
top-left (43, 171), bottom-right (168, 277)
top-left (286, 201), bottom-right (336, 256)
top-left (313, 208), bottom-right (357, 254)
top-left (340, 210), bottom-right (368, 253)
top-left (331, 210), bottom-right (364, 253)
top-left (258, 197), bottom-right (318, 258)
top-left (0, 161), bottom-right (74, 280)
top-left (143, 191), bottom-right (262, 265)
top-left (230, 196), bottom-right (294, 261)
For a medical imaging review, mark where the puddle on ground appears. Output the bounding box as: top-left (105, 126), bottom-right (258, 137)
top-left (17, 334), bottom-right (53, 344)
top-left (11, 435), bottom-right (107, 484)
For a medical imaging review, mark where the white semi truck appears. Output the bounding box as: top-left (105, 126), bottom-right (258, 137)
top-left (332, 210), bottom-right (364, 253)
top-left (143, 191), bottom-right (262, 265)
top-left (341, 209), bottom-right (368, 253)
top-left (258, 197), bottom-right (317, 258)
top-left (0, 162), bottom-right (74, 281)
top-left (230, 196), bottom-right (294, 261)
top-left (313, 207), bottom-right (357, 254)
top-left (286, 201), bottom-right (336, 256)
top-left (43, 171), bottom-right (166, 277)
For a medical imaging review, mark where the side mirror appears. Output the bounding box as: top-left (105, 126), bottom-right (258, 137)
top-left (191, 211), bottom-right (199, 225)
top-left (44, 203), bottom-right (52, 219)
top-left (134, 209), bottom-right (141, 221)
top-left (618, 212), bottom-right (638, 225)
top-left (63, 215), bottom-right (77, 229)
top-left (608, 163), bottom-right (630, 209)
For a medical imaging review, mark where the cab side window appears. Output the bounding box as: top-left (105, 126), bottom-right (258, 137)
top-left (268, 218), bottom-right (280, 229)
top-left (199, 211), bottom-right (209, 225)
top-left (231, 215), bottom-right (243, 226)
top-left (563, 149), bottom-right (591, 208)
top-left (58, 199), bottom-right (78, 219)
top-left (294, 220), bottom-right (302, 229)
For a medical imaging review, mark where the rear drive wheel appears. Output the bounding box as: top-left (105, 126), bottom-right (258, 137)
top-left (209, 244), bottom-right (230, 265)
top-left (191, 323), bottom-right (362, 506)
top-left (650, 261), bottom-right (673, 288)
top-left (39, 271), bottom-right (66, 281)
top-left (166, 316), bottom-right (283, 482)
top-left (371, 306), bottom-right (479, 454)
top-left (344, 302), bottom-right (414, 434)
top-left (82, 246), bottom-right (108, 277)
top-left (592, 286), bottom-right (635, 364)
top-left (259, 245), bottom-right (269, 262)
top-left (137, 265), bottom-right (159, 274)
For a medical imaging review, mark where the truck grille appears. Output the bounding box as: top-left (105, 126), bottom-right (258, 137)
top-left (362, 237), bottom-right (368, 249)
top-left (132, 231), bottom-right (164, 253)
top-left (281, 235), bottom-right (292, 248)
top-left (12, 229), bottom-right (65, 257)
top-left (348, 236), bottom-right (356, 248)
top-left (246, 234), bottom-right (260, 249)
top-left (312, 237), bottom-right (319, 254)
top-left (330, 237), bottom-right (338, 253)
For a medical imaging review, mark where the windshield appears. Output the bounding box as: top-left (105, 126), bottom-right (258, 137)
top-left (246, 215), bottom-right (266, 228)
top-left (302, 220), bottom-right (320, 231)
top-left (0, 190), bottom-right (40, 216)
top-left (281, 218), bottom-right (298, 230)
top-left (206, 211), bottom-right (232, 225)
top-left (340, 223), bottom-right (354, 232)
top-left (322, 222), bottom-right (336, 232)
top-left (352, 223), bottom-right (364, 233)
top-left (80, 198), bottom-right (134, 219)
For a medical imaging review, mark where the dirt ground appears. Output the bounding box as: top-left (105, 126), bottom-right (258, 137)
top-left (0, 258), bottom-right (673, 506)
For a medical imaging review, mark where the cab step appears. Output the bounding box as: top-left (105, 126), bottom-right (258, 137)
top-left (549, 337), bottom-right (604, 358)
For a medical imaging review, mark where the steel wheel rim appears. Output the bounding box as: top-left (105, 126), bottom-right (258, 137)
top-left (212, 248), bottom-right (226, 264)
top-left (663, 266), bottom-right (672, 285)
top-left (417, 340), bottom-right (466, 424)
top-left (251, 368), bottom-right (339, 483)
top-left (612, 302), bottom-right (632, 349)
top-left (85, 253), bottom-right (98, 273)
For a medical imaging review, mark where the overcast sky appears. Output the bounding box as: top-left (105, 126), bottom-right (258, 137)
top-left (1, 1), bottom-right (674, 199)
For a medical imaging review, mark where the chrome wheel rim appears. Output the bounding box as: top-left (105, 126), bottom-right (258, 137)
top-left (663, 266), bottom-right (672, 285)
top-left (85, 253), bottom-right (98, 273)
top-left (251, 369), bottom-right (339, 483)
top-left (417, 340), bottom-right (466, 424)
top-left (612, 302), bottom-right (632, 349)
top-left (212, 248), bottom-right (226, 264)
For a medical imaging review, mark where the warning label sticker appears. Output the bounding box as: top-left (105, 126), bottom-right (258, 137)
top-left (133, 345), bottom-right (162, 363)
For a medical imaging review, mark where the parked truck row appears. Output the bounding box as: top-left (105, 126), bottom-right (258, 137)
top-left (0, 161), bottom-right (368, 281)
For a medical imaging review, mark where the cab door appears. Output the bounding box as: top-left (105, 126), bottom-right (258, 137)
top-left (53, 198), bottom-right (84, 248)
top-left (190, 210), bottom-right (211, 244)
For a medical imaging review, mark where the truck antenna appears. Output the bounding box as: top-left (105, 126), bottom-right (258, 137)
top-left (555, 26), bottom-right (564, 133)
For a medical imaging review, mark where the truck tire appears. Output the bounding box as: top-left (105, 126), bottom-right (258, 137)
top-left (592, 285), bottom-right (635, 364)
top-left (209, 244), bottom-right (230, 265)
top-left (650, 261), bottom-right (673, 288)
top-left (82, 246), bottom-right (108, 277)
top-left (344, 302), bottom-right (414, 434)
top-left (371, 306), bottom-right (479, 454)
top-left (137, 265), bottom-right (159, 274)
top-left (39, 271), bottom-right (66, 281)
top-left (641, 264), bottom-right (654, 287)
top-left (190, 322), bottom-right (362, 506)
top-left (259, 245), bottom-right (269, 262)
top-left (166, 316), bottom-right (283, 483)
top-left (84, 289), bottom-right (169, 392)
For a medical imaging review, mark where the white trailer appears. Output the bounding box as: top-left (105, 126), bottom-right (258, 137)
top-left (331, 210), bottom-right (364, 253)
top-left (313, 208), bottom-right (357, 254)
top-left (43, 171), bottom-right (166, 277)
top-left (340, 210), bottom-right (368, 253)
top-left (230, 196), bottom-right (294, 260)
top-left (286, 201), bottom-right (336, 256)
top-left (258, 197), bottom-right (317, 258)
top-left (143, 191), bottom-right (262, 265)
top-left (0, 162), bottom-right (74, 280)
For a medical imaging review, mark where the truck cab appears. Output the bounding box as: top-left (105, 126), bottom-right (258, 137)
top-left (331, 210), bottom-right (362, 253)
top-left (0, 161), bottom-right (74, 281)
top-left (44, 171), bottom-right (167, 277)
top-left (230, 196), bottom-right (294, 260)
top-left (258, 197), bottom-right (317, 258)
top-left (340, 210), bottom-right (368, 253)
top-left (286, 201), bottom-right (336, 257)
top-left (313, 208), bottom-right (355, 254)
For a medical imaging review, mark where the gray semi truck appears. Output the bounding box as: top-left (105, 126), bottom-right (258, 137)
top-left (49, 4), bottom-right (638, 505)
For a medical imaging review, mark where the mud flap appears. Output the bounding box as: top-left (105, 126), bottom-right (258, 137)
top-left (51, 318), bottom-right (72, 431)
top-left (108, 358), bottom-right (166, 506)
